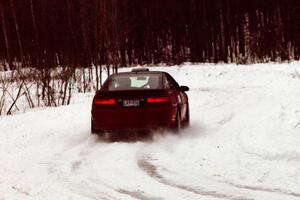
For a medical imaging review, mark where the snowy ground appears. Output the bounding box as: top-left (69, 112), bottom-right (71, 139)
top-left (1, 63), bottom-right (300, 200)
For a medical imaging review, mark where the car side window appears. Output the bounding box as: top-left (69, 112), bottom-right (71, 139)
top-left (163, 75), bottom-right (170, 89)
top-left (165, 74), bottom-right (179, 91)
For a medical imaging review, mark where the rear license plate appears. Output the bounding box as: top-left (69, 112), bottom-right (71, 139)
top-left (123, 99), bottom-right (140, 107)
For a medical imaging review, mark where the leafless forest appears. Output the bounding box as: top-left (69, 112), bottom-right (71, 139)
top-left (0, 0), bottom-right (299, 115)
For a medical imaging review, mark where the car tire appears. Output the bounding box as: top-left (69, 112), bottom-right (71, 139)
top-left (172, 109), bottom-right (181, 133)
top-left (91, 120), bottom-right (104, 136)
top-left (105, 132), bottom-right (120, 142)
top-left (182, 105), bottom-right (190, 128)
top-left (91, 120), bottom-right (97, 134)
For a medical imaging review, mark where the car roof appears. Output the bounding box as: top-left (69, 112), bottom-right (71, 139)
top-left (111, 70), bottom-right (167, 77)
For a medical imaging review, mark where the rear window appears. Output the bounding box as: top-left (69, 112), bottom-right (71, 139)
top-left (103, 73), bottom-right (162, 91)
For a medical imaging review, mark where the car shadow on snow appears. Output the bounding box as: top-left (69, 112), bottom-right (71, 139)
top-left (91, 130), bottom-right (155, 143)
top-left (90, 123), bottom-right (205, 143)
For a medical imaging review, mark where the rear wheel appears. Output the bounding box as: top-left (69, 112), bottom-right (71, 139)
top-left (172, 110), bottom-right (181, 133)
top-left (91, 120), bottom-right (97, 134)
top-left (105, 132), bottom-right (121, 142)
top-left (91, 120), bottom-right (104, 136)
top-left (182, 105), bottom-right (190, 128)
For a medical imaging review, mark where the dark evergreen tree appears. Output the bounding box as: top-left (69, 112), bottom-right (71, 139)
top-left (1, 0), bottom-right (300, 70)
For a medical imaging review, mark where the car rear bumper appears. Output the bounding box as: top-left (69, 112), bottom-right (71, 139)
top-left (92, 107), bottom-right (176, 131)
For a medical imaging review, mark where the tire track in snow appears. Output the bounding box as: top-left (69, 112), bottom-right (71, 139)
top-left (228, 182), bottom-right (300, 198)
top-left (137, 157), bottom-right (254, 200)
top-left (46, 134), bottom-right (159, 200)
top-left (66, 178), bottom-right (124, 200)
top-left (237, 131), bottom-right (300, 163)
top-left (44, 135), bottom-right (125, 200)
top-left (211, 178), bottom-right (300, 199)
top-left (117, 189), bottom-right (163, 200)
top-left (231, 129), bottom-right (300, 199)
top-left (240, 147), bottom-right (300, 163)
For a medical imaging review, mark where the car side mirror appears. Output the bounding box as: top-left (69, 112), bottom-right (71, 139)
top-left (179, 86), bottom-right (189, 92)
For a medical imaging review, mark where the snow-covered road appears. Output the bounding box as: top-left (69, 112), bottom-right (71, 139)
top-left (1, 63), bottom-right (300, 200)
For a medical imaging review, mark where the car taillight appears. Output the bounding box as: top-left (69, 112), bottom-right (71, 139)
top-left (94, 99), bottom-right (115, 105)
top-left (147, 97), bottom-right (170, 103)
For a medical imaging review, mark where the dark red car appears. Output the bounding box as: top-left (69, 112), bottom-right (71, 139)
top-left (91, 68), bottom-right (190, 137)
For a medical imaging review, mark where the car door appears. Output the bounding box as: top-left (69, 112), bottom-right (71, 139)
top-left (164, 74), bottom-right (187, 120)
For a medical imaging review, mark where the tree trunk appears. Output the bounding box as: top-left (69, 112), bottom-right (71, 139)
top-left (0, 4), bottom-right (11, 70)
top-left (9, 0), bottom-right (24, 66)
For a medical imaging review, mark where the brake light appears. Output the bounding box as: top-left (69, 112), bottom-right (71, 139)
top-left (94, 99), bottom-right (115, 105)
top-left (147, 97), bottom-right (170, 103)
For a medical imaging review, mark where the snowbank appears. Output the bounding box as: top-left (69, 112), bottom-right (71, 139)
top-left (1, 63), bottom-right (300, 199)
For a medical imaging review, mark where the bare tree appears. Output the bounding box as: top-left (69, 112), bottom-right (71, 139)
top-left (0, 3), bottom-right (11, 70)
